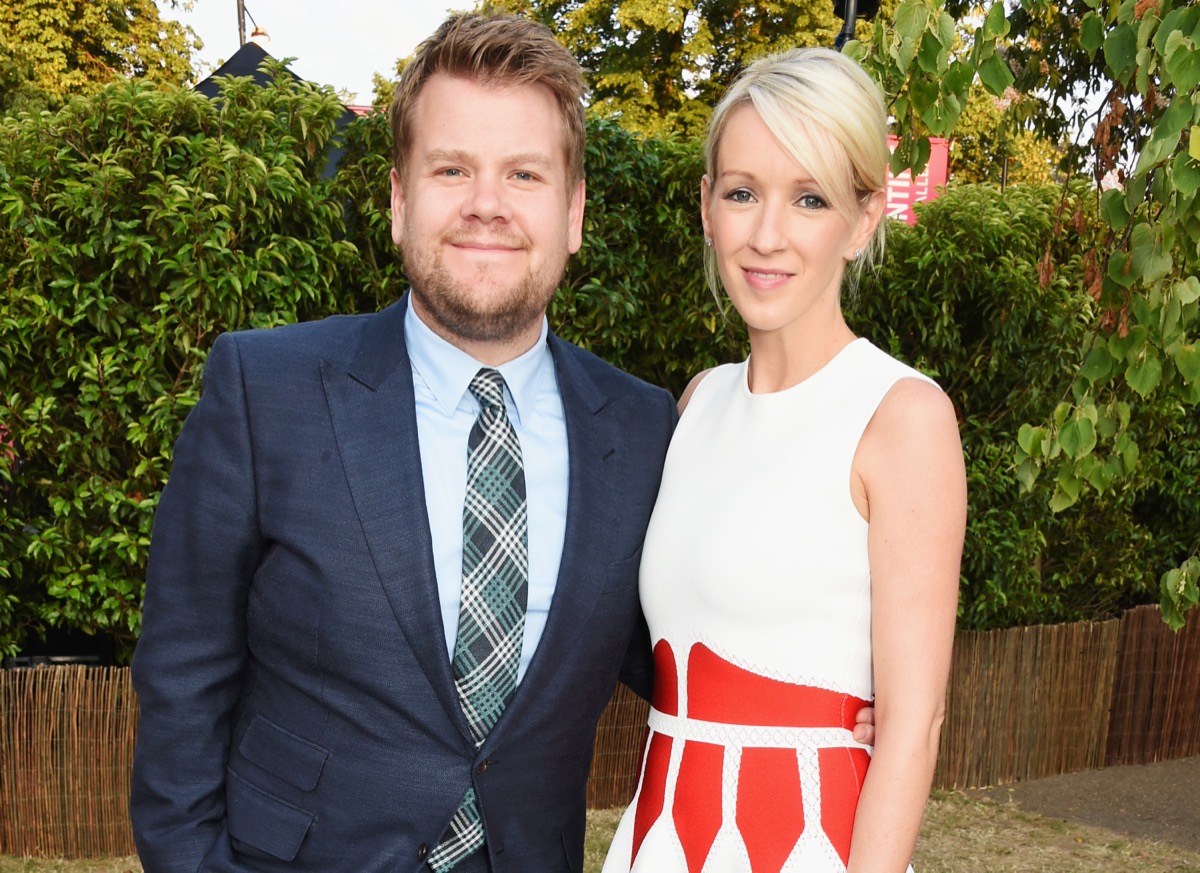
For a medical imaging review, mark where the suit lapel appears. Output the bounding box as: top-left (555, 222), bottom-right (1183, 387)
top-left (320, 298), bottom-right (464, 733)
top-left (489, 336), bottom-right (621, 743)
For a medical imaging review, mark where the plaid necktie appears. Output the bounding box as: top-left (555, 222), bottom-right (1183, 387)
top-left (428, 368), bottom-right (528, 872)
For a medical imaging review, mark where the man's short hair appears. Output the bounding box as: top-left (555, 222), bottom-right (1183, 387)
top-left (390, 13), bottom-right (587, 189)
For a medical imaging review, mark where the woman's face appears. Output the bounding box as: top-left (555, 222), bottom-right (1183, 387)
top-left (701, 104), bottom-right (882, 338)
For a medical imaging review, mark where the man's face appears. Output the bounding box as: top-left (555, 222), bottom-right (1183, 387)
top-left (391, 73), bottom-right (585, 358)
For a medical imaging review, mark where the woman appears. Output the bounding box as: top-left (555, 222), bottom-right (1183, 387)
top-left (603, 48), bottom-right (967, 872)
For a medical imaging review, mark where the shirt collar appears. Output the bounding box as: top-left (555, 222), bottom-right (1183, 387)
top-left (404, 294), bottom-right (550, 427)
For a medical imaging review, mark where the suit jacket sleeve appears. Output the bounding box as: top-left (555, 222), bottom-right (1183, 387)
top-left (618, 389), bottom-right (677, 701)
top-left (130, 333), bottom-right (264, 871)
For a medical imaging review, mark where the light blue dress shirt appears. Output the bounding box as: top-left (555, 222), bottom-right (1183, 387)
top-left (404, 298), bottom-right (568, 683)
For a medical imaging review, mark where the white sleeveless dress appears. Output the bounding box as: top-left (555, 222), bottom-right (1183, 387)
top-left (603, 339), bottom-right (933, 873)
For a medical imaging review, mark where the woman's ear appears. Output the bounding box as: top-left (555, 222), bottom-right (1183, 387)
top-left (848, 190), bottom-right (886, 259)
top-left (700, 175), bottom-right (714, 244)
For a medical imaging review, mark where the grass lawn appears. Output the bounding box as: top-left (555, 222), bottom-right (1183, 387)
top-left (4, 791), bottom-right (1199, 872)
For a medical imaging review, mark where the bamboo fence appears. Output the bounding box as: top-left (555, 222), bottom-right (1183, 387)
top-left (2, 605), bottom-right (1198, 856)
top-left (933, 617), bottom-right (1121, 789)
top-left (1107, 604), bottom-right (1200, 766)
top-left (0, 666), bottom-right (136, 856)
top-left (586, 684), bottom-right (650, 810)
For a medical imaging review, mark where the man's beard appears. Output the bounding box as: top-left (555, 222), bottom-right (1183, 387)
top-left (403, 231), bottom-right (567, 345)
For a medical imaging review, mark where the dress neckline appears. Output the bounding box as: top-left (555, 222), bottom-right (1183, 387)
top-left (740, 337), bottom-right (868, 399)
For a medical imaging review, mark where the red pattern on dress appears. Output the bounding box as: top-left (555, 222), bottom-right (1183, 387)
top-left (674, 741), bottom-right (724, 873)
top-left (736, 746), bottom-right (806, 872)
top-left (818, 747), bottom-right (871, 866)
top-left (632, 642), bottom-right (871, 868)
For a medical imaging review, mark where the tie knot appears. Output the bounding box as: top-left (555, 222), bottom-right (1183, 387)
top-left (469, 368), bottom-right (507, 414)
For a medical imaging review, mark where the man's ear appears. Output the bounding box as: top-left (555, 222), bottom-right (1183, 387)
top-left (567, 179), bottom-right (586, 255)
top-left (389, 167), bottom-right (406, 248)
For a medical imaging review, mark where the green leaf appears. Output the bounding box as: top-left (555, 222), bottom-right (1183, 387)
top-left (1049, 470), bottom-right (1082, 512)
top-left (1107, 250), bottom-right (1135, 288)
top-left (1015, 457), bottom-right (1039, 492)
top-left (1192, 126), bottom-right (1200, 162)
top-left (1175, 276), bottom-right (1200, 305)
top-left (915, 134), bottom-right (933, 175)
top-left (1080, 12), bottom-right (1105, 56)
top-left (1164, 31), bottom-right (1200, 92)
top-left (944, 60), bottom-right (975, 93)
top-left (1155, 7), bottom-right (1200, 55)
top-left (1174, 149), bottom-right (1200, 197)
top-left (1095, 407), bottom-right (1118, 440)
top-left (1081, 454), bottom-right (1114, 493)
top-left (918, 31), bottom-right (947, 73)
top-left (937, 11), bottom-right (956, 51)
top-left (1160, 570), bottom-right (1186, 630)
top-left (1103, 23), bottom-right (1138, 83)
top-left (922, 90), bottom-right (965, 137)
top-left (1059, 417), bottom-right (1097, 459)
top-left (1160, 558), bottom-right (1200, 631)
top-left (1115, 432), bottom-right (1140, 473)
top-left (1101, 188), bottom-right (1130, 230)
top-left (1126, 347), bottom-right (1163, 397)
top-left (1158, 95), bottom-right (1194, 144)
top-left (1136, 129), bottom-right (1178, 174)
top-left (1017, 423), bottom-right (1045, 456)
top-left (982, 1), bottom-right (1009, 39)
top-left (1175, 344), bottom-right (1200, 383)
top-left (1130, 222), bottom-right (1173, 284)
top-left (978, 53), bottom-right (1015, 96)
top-left (1080, 346), bottom-right (1113, 385)
top-left (895, 0), bottom-right (931, 41)
top-left (896, 34), bottom-right (919, 74)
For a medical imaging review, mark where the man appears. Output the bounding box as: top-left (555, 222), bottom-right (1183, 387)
top-left (131, 13), bottom-right (872, 872)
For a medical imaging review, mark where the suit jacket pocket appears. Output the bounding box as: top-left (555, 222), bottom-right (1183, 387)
top-left (226, 768), bottom-right (315, 861)
top-left (238, 713), bottom-right (330, 791)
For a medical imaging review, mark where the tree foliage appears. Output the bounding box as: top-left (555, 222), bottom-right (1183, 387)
top-left (0, 68), bottom-right (356, 656)
top-left (0, 0), bottom-right (197, 113)
top-left (1005, 0), bottom-right (1200, 627)
top-left (427, 0), bottom-right (837, 137)
top-left (853, 184), bottom-right (1198, 627)
top-left (947, 85), bottom-right (1060, 185)
top-left (846, 0), bottom-right (1199, 625)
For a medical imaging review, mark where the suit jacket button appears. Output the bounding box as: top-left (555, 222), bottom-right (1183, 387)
top-left (476, 759), bottom-right (490, 775)
top-left (417, 843), bottom-right (428, 860)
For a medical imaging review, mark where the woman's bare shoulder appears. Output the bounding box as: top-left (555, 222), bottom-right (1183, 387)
top-left (677, 368), bottom-right (716, 414)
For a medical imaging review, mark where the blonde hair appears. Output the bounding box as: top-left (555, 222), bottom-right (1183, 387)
top-left (390, 13), bottom-right (587, 189)
top-left (704, 47), bottom-right (889, 297)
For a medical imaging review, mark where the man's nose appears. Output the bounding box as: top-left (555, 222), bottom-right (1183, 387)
top-left (462, 174), bottom-right (512, 223)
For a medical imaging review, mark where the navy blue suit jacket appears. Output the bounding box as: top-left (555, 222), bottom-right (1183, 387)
top-left (130, 298), bottom-right (675, 872)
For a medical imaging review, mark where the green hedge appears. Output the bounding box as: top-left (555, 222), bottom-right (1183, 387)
top-left (850, 186), bottom-right (1198, 629)
top-left (1, 73), bottom-right (1194, 657)
top-left (0, 69), bottom-right (356, 653)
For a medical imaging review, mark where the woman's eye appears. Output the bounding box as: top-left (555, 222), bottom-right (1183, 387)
top-left (798, 193), bottom-right (828, 209)
top-left (725, 188), bottom-right (753, 203)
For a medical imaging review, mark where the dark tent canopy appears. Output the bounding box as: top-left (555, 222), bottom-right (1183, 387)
top-left (193, 41), bottom-right (361, 178)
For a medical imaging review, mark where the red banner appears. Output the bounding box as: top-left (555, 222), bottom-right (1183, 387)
top-left (885, 136), bottom-right (948, 225)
